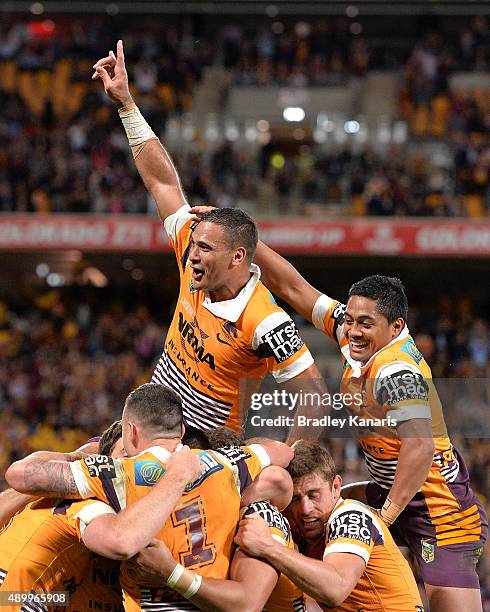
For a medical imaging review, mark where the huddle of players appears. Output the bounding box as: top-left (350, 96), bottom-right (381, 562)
top-left (0, 383), bottom-right (422, 612)
top-left (0, 39), bottom-right (487, 612)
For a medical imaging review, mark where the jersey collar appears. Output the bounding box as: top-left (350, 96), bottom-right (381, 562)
top-left (201, 263), bottom-right (261, 322)
top-left (340, 325), bottom-right (410, 377)
top-left (133, 443), bottom-right (183, 462)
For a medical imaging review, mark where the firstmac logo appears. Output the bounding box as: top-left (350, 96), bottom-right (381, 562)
top-left (259, 321), bottom-right (304, 363)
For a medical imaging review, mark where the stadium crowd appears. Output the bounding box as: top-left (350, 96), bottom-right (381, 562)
top-left (0, 15), bottom-right (488, 216)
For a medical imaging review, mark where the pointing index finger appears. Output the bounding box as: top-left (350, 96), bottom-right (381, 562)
top-left (116, 39), bottom-right (125, 67)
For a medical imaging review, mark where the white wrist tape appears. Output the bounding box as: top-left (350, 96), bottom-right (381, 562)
top-left (183, 573), bottom-right (202, 599)
top-left (380, 496), bottom-right (403, 526)
top-left (118, 104), bottom-right (156, 147)
top-left (166, 563), bottom-right (185, 588)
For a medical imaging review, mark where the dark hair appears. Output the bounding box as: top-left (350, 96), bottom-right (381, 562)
top-left (200, 208), bottom-right (258, 263)
top-left (348, 275), bottom-right (408, 324)
top-left (208, 426), bottom-right (244, 449)
top-left (98, 420), bottom-right (122, 456)
top-left (287, 441), bottom-right (336, 485)
top-left (182, 425), bottom-right (210, 449)
top-left (123, 383), bottom-right (183, 439)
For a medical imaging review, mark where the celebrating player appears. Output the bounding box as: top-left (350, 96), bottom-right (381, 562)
top-left (250, 242), bottom-right (487, 612)
top-left (236, 440), bottom-right (425, 612)
top-left (91, 41), bottom-right (324, 437)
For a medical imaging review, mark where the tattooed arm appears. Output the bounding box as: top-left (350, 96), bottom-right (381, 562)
top-left (5, 451), bottom-right (82, 498)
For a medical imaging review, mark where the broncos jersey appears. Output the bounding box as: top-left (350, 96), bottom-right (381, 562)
top-left (151, 205), bottom-right (314, 432)
top-left (0, 497), bottom-right (120, 612)
top-left (243, 501), bottom-right (306, 612)
top-left (322, 499), bottom-right (423, 612)
top-left (69, 444), bottom-right (269, 611)
top-left (312, 293), bottom-right (486, 548)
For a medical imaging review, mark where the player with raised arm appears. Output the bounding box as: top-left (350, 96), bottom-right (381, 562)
top-left (249, 241), bottom-right (487, 612)
top-left (236, 441), bottom-right (424, 612)
top-left (6, 383), bottom-right (293, 611)
top-left (91, 42), bottom-right (324, 438)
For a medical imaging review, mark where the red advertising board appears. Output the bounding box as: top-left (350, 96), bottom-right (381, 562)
top-left (0, 215), bottom-right (489, 257)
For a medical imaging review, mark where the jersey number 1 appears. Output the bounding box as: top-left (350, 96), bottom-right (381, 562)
top-left (172, 496), bottom-right (216, 569)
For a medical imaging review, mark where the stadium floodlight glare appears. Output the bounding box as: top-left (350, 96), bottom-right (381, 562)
top-left (36, 263), bottom-right (49, 278)
top-left (344, 120), bottom-right (360, 134)
top-left (30, 2), bottom-right (44, 15)
top-left (46, 273), bottom-right (64, 287)
top-left (283, 107), bottom-right (305, 122)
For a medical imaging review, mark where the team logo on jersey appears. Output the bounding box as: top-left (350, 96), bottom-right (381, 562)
top-left (258, 320), bottom-right (304, 363)
top-left (84, 455), bottom-right (116, 479)
top-left (421, 539), bottom-right (435, 563)
top-left (401, 338), bottom-right (423, 364)
top-left (329, 510), bottom-right (374, 546)
top-left (376, 369), bottom-right (429, 407)
top-left (134, 460), bottom-right (165, 486)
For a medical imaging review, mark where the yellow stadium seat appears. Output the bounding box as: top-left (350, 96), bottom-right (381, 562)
top-left (352, 195), bottom-right (367, 216)
top-left (158, 83), bottom-right (177, 110)
top-left (412, 105), bottom-right (430, 137)
top-left (0, 60), bottom-right (17, 93)
top-left (431, 95), bottom-right (449, 137)
top-left (464, 195), bottom-right (484, 218)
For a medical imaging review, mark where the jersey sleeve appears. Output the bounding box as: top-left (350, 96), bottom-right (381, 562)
top-left (251, 311), bottom-right (314, 383)
top-left (311, 294), bottom-right (346, 345)
top-left (373, 361), bottom-right (431, 423)
top-left (69, 455), bottom-right (127, 511)
top-left (164, 204), bottom-right (196, 273)
top-left (243, 501), bottom-right (292, 546)
top-left (324, 503), bottom-right (384, 565)
top-left (213, 444), bottom-right (270, 494)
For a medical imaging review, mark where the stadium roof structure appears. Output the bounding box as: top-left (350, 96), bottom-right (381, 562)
top-left (2, 0), bottom-right (490, 15)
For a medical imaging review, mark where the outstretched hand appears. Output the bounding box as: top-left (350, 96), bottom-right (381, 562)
top-left (92, 39), bottom-right (133, 108)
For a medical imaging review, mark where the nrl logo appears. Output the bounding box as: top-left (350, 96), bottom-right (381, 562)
top-left (421, 539), bottom-right (434, 563)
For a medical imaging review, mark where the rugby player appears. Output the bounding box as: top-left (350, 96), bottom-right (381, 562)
top-left (125, 501), bottom-right (306, 612)
top-left (124, 426), bottom-right (305, 611)
top-left (246, 242), bottom-right (488, 612)
top-left (91, 41), bottom-right (324, 437)
top-left (236, 441), bottom-right (425, 612)
top-left (0, 421), bottom-right (128, 612)
top-left (6, 383), bottom-right (293, 611)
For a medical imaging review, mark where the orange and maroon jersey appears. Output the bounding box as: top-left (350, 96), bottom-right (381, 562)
top-left (311, 294), bottom-right (486, 546)
top-left (70, 444), bottom-right (269, 611)
top-left (243, 501), bottom-right (306, 612)
top-left (322, 499), bottom-right (423, 612)
top-left (151, 205), bottom-right (314, 432)
top-left (0, 496), bottom-right (119, 612)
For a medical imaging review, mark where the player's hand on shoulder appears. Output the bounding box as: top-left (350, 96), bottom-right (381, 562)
top-left (235, 512), bottom-right (273, 557)
top-left (92, 39), bottom-right (133, 108)
top-left (126, 539), bottom-right (174, 582)
top-left (166, 445), bottom-right (203, 485)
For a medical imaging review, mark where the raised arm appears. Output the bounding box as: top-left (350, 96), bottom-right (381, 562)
top-left (253, 242), bottom-right (321, 323)
top-left (93, 40), bottom-right (187, 221)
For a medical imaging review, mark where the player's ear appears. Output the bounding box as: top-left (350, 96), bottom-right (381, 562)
top-left (181, 423), bottom-right (186, 439)
top-left (391, 317), bottom-right (405, 336)
top-left (232, 246), bottom-right (247, 267)
top-left (332, 474), bottom-right (342, 502)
